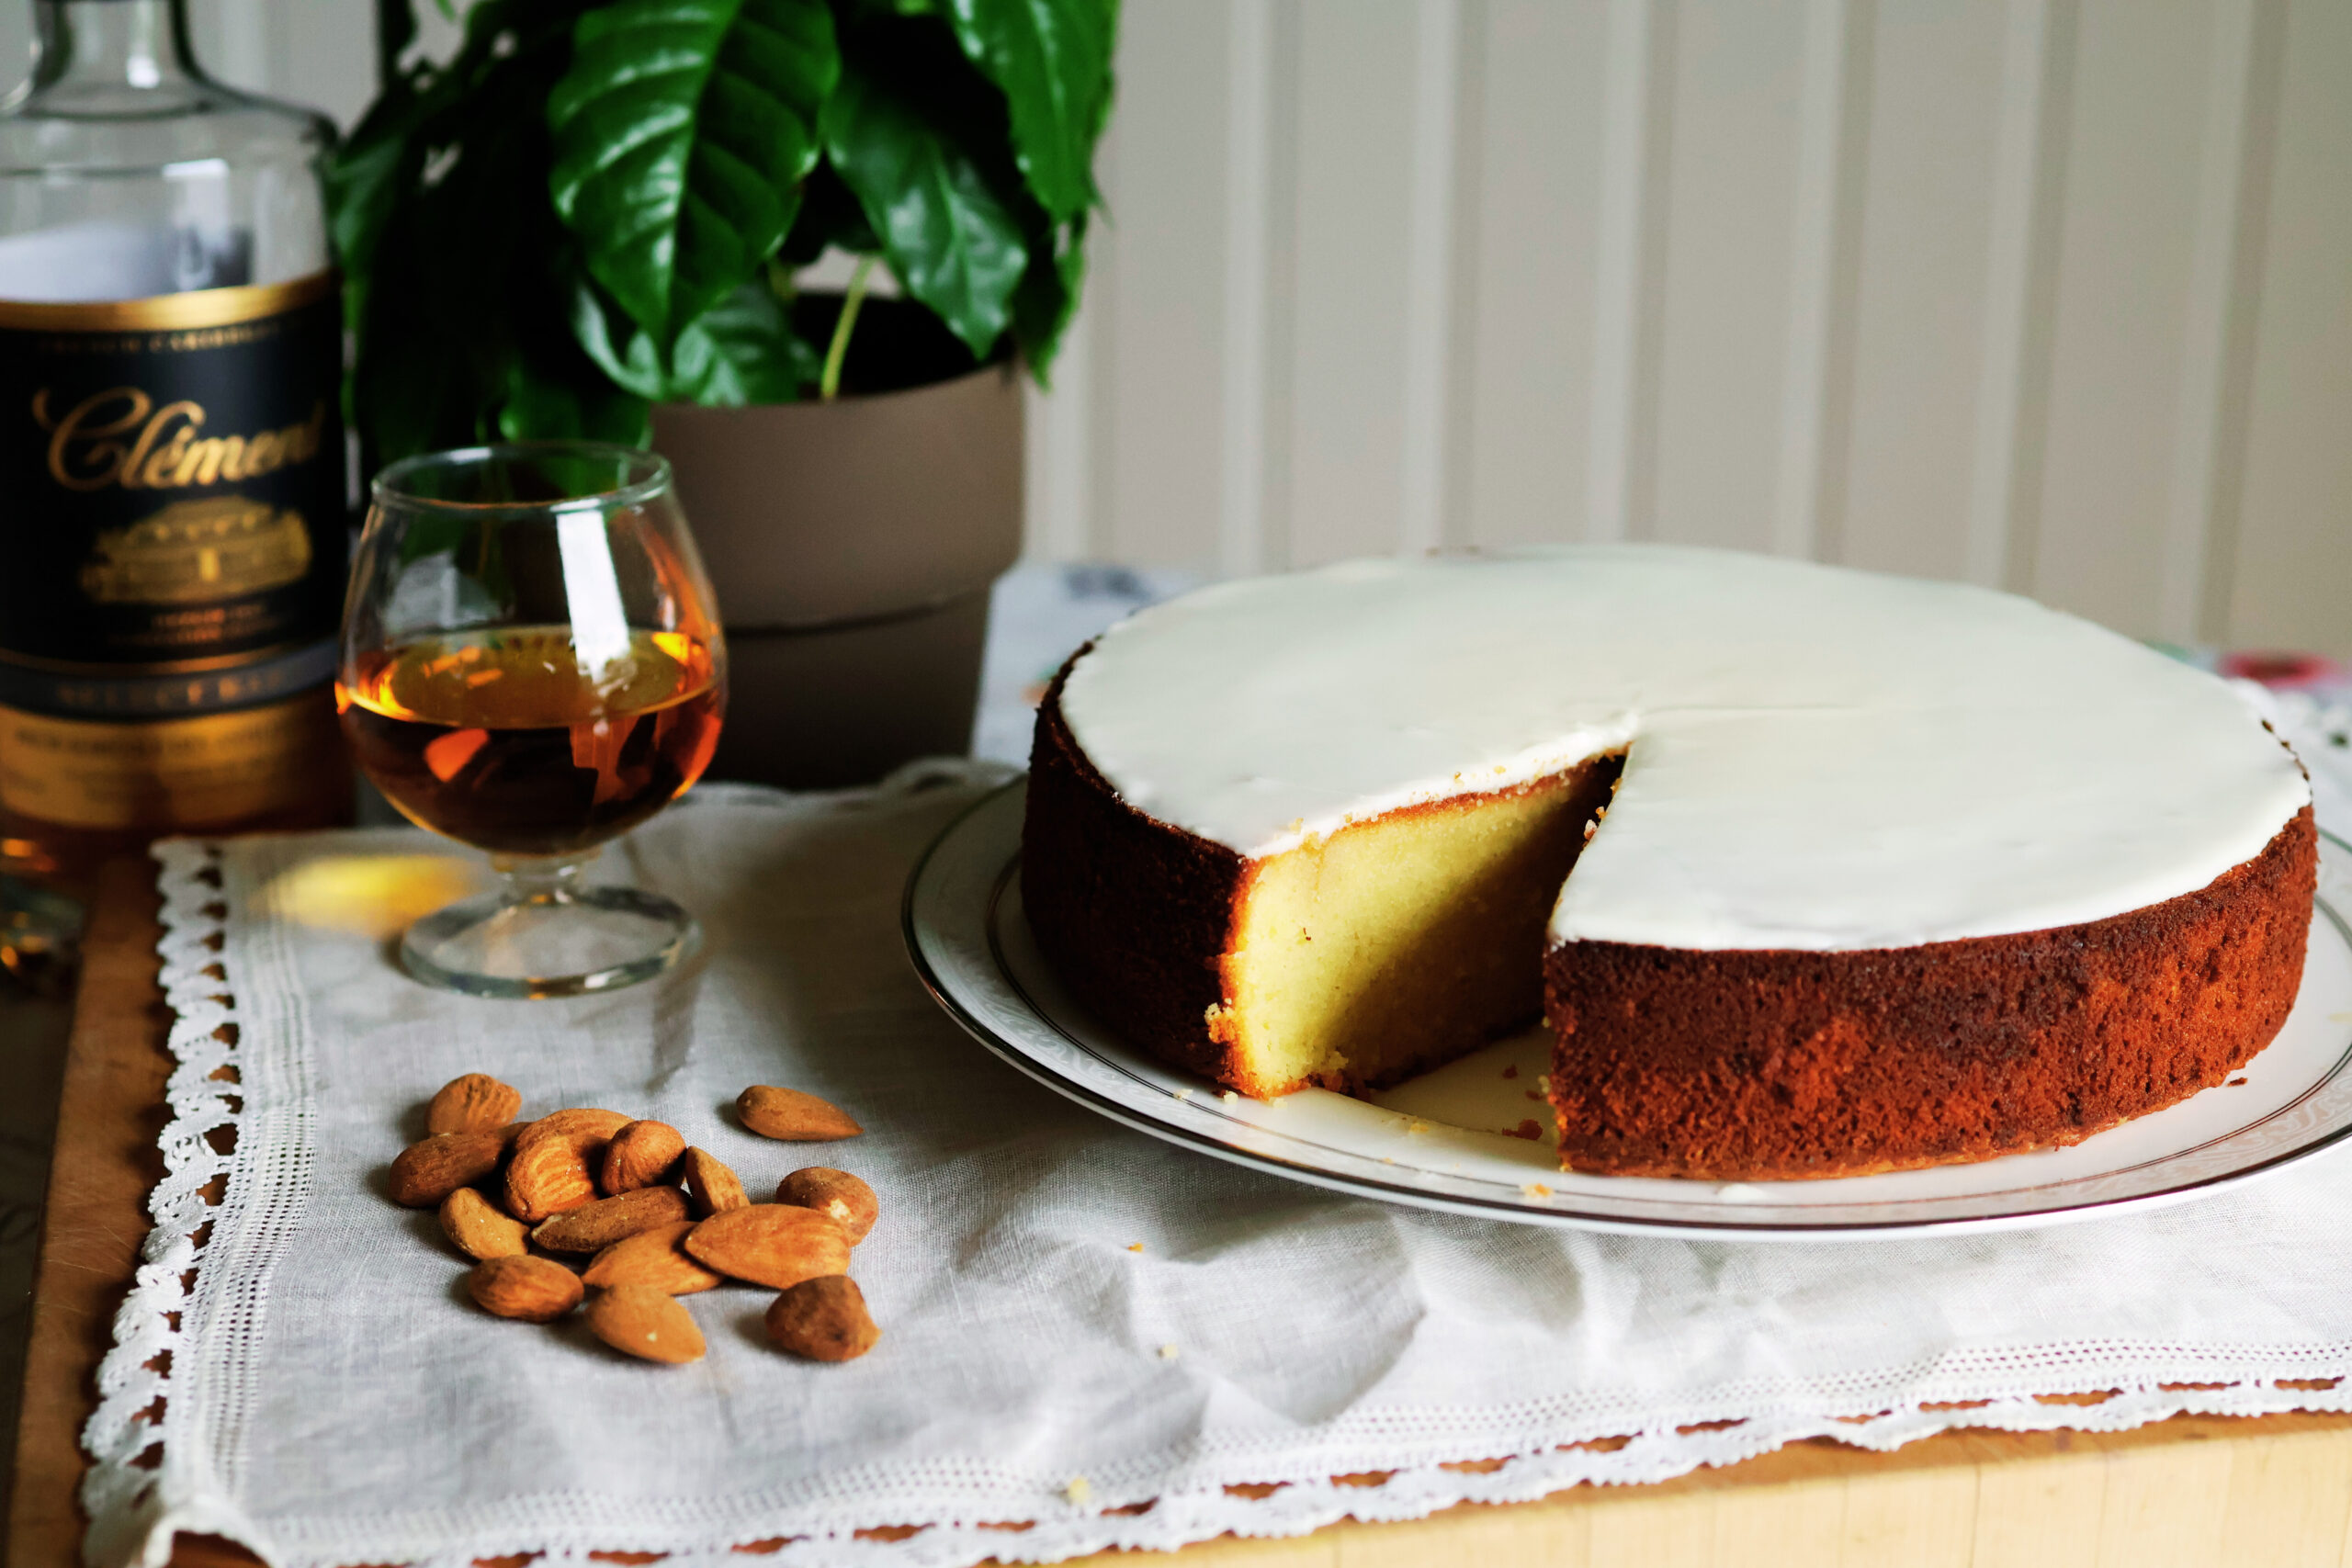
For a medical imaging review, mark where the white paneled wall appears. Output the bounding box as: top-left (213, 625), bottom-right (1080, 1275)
top-left (7, 1), bottom-right (2346, 653)
top-left (1043, 0), bottom-right (2352, 655)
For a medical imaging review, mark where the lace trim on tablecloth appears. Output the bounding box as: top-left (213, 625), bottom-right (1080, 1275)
top-left (265, 1368), bottom-right (2352, 1568)
top-left (83, 840), bottom-right (262, 1567)
top-left (78, 745), bottom-right (2352, 1568)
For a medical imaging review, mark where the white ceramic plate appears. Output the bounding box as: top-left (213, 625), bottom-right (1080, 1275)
top-left (904, 782), bottom-right (2352, 1239)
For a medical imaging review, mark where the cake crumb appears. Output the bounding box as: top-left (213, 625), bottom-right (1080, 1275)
top-left (1174, 1088), bottom-right (1193, 1100)
top-left (1220, 1090), bottom-right (1239, 1103)
top-left (1127, 1242), bottom-right (1144, 1253)
top-left (1065, 1476), bottom-right (1092, 1506)
top-left (1158, 1343), bottom-right (1181, 1360)
top-left (1521, 1182), bottom-right (1554, 1200)
top-left (1405, 1118), bottom-right (1431, 1135)
top-left (2229, 1077), bottom-right (2249, 1087)
top-left (1537, 1075), bottom-right (1553, 1094)
top-left (1501, 1064), bottom-right (1519, 1079)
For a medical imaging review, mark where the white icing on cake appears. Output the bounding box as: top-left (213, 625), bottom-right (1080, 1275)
top-left (1054, 546), bottom-right (2311, 953)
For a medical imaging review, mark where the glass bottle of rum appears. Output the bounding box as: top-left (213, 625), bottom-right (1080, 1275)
top-left (0, 0), bottom-right (351, 893)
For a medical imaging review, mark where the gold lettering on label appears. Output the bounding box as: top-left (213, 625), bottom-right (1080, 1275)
top-left (34, 387), bottom-right (149, 491)
top-left (121, 400), bottom-right (203, 490)
top-left (35, 390), bottom-right (326, 492)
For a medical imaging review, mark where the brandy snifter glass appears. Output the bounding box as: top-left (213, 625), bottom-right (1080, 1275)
top-left (338, 443), bottom-right (726, 998)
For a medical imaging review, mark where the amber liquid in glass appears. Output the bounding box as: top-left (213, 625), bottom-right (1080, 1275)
top-left (339, 626), bottom-right (722, 857)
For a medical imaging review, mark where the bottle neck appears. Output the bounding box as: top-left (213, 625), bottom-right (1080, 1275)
top-left (30, 0), bottom-right (203, 92)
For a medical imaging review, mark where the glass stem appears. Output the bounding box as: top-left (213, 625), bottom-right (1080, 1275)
top-left (492, 847), bottom-right (600, 906)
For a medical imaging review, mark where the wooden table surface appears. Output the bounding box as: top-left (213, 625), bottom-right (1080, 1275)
top-left (10, 860), bottom-right (2352, 1568)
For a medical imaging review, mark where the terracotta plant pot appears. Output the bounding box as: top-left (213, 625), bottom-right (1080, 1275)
top-left (651, 357), bottom-right (1023, 789)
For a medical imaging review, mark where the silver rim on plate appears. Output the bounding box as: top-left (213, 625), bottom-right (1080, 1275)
top-left (905, 781), bottom-right (2352, 1240)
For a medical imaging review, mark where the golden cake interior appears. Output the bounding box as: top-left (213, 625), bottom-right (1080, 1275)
top-left (1212, 755), bottom-right (1623, 1095)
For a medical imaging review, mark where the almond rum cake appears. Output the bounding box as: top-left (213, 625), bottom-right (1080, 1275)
top-left (1020, 547), bottom-right (2315, 1179)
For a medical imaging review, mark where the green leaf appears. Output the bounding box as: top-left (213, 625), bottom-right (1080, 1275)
top-left (670, 284), bottom-right (821, 402)
top-left (548, 0), bottom-right (840, 342)
top-left (944, 0), bottom-right (1114, 221)
top-left (776, 161), bottom-right (879, 266)
top-left (569, 271), bottom-right (673, 400)
top-left (820, 60), bottom-right (1028, 357)
top-left (342, 1), bottom-right (627, 472)
top-left (1012, 209), bottom-right (1085, 379)
top-left (572, 272), bottom-right (817, 403)
top-left (324, 118), bottom-right (417, 335)
top-left (500, 355), bottom-right (652, 445)
top-left (376, 0), bottom-right (419, 89)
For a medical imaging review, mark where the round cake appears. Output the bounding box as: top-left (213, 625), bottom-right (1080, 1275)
top-left (1021, 546), bottom-right (2316, 1179)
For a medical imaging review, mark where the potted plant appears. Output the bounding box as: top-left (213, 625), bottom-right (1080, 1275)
top-left (331, 0), bottom-right (1117, 785)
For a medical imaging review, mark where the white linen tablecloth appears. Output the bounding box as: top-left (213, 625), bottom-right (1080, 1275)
top-left (85, 694), bottom-right (2352, 1568)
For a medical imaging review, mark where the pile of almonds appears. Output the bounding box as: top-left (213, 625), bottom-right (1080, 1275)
top-left (389, 1074), bottom-right (882, 1365)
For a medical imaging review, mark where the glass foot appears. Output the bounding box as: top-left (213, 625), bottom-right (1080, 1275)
top-left (400, 879), bottom-right (699, 998)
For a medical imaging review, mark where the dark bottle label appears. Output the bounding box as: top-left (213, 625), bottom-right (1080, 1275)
top-left (0, 270), bottom-right (347, 681)
top-left (0, 272), bottom-right (349, 832)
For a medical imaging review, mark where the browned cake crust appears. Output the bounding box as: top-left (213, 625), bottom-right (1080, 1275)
top-left (1023, 663), bottom-right (1249, 1085)
top-left (1543, 807), bottom-right (2318, 1179)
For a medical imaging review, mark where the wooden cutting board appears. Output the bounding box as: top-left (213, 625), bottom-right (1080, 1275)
top-left (9, 858), bottom-right (2352, 1568)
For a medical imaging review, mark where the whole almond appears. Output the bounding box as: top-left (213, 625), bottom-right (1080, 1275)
top-left (601, 1120), bottom-right (685, 1195)
top-left (586, 1283), bottom-right (707, 1364)
top-left (504, 1134), bottom-right (599, 1224)
top-left (679, 1146), bottom-right (748, 1218)
top-left (467, 1255), bottom-right (582, 1322)
top-left (426, 1073), bottom-right (521, 1135)
top-left (439, 1186), bottom-right (528, 1259)
top-left (583, 1221), bottom-right (724, 1295)
top-left (512, 1107), bottom-right (632, 1158)
top-left (765, 1275), bottom-right (879, 1361)
top-left (530, 1186), bottom-right (690, 1253)
top-left (775, 1168), bottom-right (877, 1245)
top-left (684, 1203), bottom-right (851, 1290)
top-left (388, 1125), bottom-right (520, 1208)
top-left (737, 1085), bottom-right (863, 1142)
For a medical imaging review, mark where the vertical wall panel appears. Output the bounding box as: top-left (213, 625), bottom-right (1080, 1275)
top-left (1838, 0), bottom-right (2007, 584)
top-left (271, 1), bottom-right (376, 128)
top-left (1282, 0), bottom-right (1421, 566)
top-left (2161, 0), bottom-right (2283, 646)
top-left (1396, 0), bottom-right (1463, 554)
top-left (1585, 0), bottom-right (1677, 544)
top-left (1219, 0), bottom-right (1280, 576)
top-left (1962, 0), bottom-right (2075, 592)
top-left (1647, 0), bottom-right (1808, 551)
top-left (1098, 0), bottom-right (1229, 567)
top-left (2029, 0), bottom-right (2213, 637)
top-left (1456, 0), bottom-right (1611, 549)
top-left (1770, 0), bottom-right (1872, 561)
top-left (2227, 0), bottom-right (2352, 658)
top-left (1023, 300), bottom-right (1100, 562)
